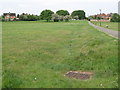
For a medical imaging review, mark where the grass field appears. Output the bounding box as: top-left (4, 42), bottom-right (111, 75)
top-left (2, 20), bottom-right (118, 88)
top-left (91, 21), bottom-right (119, 31)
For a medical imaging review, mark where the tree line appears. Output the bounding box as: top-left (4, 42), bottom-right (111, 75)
top-left (0, 9), bottom-right (86, 22)
top-left (39, 9), bottom-right (86, 22)
top-left (1, 9), bottom-right (119, 22)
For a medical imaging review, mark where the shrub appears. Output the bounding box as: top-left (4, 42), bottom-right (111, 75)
top-left (64, 15), bottom-right (72, 22)
top-left (73, 16), bottom-right (79, 20)
top-left (52, 14), bottom-right (60, 22)
top-left (59, 16), bottom-right (64, 21)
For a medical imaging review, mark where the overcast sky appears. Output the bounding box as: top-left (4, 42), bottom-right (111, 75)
top-left (0, 0), bottom-right (119, 16)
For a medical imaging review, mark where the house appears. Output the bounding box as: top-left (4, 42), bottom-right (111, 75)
top-left (90, 13), bottom-right (113, 21)
top-left (98, 13), bottom-right (112, 20)
top-left (3, 12), bottom-right (16, 21)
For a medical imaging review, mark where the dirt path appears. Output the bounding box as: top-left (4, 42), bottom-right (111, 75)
top-left (88, 21), bottom-right (119, 39)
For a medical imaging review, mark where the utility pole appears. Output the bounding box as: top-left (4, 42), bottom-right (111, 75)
top-left (99, 9), bottom-right (101, 26)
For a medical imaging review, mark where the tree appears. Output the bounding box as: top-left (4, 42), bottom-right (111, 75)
top-left (64, 15), bottom-right (72, 22)
top-left (71, 10), bottom-right (86, 20)
top-left (110, 13), bottom-right (120, 22)
top-left (17, 14), bottom-right (20, 18)
top-left (0, 15), bottom-right (5, 21)
top-left (0, 16), bottom-right (2, 21)
top-left (88, 16), bottom-right (95, 19)
top-left (56, 10), bottom-right (69, 16)
top-left (40, 9), bottom-right (54, 21)
top-left (52, 14), bottom-right (59, 22)
top-left (96, 17), bottom-right (101, 20)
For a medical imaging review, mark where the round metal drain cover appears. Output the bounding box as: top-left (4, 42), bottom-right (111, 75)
top-left (65, 71), bottom-right (93, 80)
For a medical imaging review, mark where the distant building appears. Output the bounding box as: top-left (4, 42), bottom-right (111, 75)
top-left (3, 12), bottom-right (16, 21)
top-left (90, 13), bottom-right (113, 21)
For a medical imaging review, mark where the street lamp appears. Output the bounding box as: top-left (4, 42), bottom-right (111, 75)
top-left (99, 9), bottom-right (101, 26)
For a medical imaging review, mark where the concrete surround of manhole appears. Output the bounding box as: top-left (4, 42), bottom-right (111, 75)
top-left (64, 71), bottom-right (93, 80)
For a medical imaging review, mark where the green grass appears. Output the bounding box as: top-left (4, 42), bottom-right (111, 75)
top-left (2, 20), bottom-right (118, 88)
top-left (91, 21), bottom-right (119, 31)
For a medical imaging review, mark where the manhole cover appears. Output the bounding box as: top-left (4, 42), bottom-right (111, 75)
top-left (64, 71), bottom-right (93, 80)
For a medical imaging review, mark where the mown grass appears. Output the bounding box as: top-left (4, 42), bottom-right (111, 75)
top-left (91, 21), bottom-right (119, 31)
top-left (2, 20), bottom-right (118, 88)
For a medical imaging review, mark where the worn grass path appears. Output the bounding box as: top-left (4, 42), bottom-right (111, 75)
top-left (90, 21), bottom-right (119, 31)
top-left (2, 20), bottom-right (118, 88)
top-left (88, 21), bottom-right (119, 39)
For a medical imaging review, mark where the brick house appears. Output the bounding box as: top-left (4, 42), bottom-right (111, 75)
top-left (91, 13), bottom-right (112, 20)
top-left (3, 12), bottom-right (16, 21)
top-left (97, 13), bottom-right (112, 20)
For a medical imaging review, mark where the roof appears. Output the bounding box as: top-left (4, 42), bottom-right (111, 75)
top-left (3, 13), bottom-right (16, 16)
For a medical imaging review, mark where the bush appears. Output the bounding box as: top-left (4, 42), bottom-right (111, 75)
top-left (52, 14), bottom-right (60, 22)
top-left (59, 16), bottom-right (64, 21)
top-left (64, 15), bottom-right (72, 22)
top-left (73, 16), bottom-right (79, 20)
top-left (19, 14), bottom-right (39, 21)
top-left (19, 15), bottom-right (28, 21)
